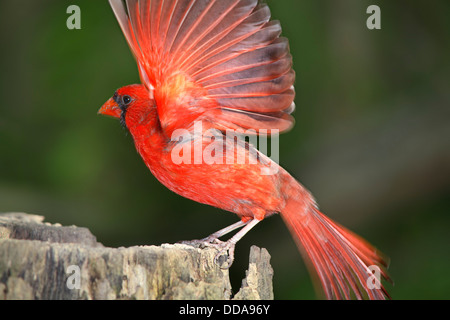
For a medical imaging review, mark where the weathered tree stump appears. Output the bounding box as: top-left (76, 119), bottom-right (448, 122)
top-left (0, 213), bottom-right (273, 300)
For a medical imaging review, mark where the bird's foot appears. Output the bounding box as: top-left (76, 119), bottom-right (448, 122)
top-left (213, 241), bottom-right (236, 270)
top-left (179, 235), bottom-right (223, 248)
top-left (179, 237), bottom-right (235, 269)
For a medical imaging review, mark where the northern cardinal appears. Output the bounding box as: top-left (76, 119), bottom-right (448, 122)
top-left (99, 0), bottom-right (390, 299)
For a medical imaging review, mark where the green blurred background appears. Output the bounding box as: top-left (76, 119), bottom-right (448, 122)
top-left (0, 0), bottom-right (449, 299)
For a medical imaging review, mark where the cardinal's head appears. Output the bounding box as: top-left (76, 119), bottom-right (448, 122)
top-left (98, 84), bottom-right (156, 131)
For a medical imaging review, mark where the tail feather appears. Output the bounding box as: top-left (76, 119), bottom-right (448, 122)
top-left (281, 183), bottom-right (391, 300)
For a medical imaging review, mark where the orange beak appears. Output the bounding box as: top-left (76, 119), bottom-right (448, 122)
top-left (98, 97), bottom-right (121, 119)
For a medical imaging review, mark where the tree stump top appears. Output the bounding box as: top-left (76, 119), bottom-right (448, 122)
top-left (0, 213), bottom-right (273, 300)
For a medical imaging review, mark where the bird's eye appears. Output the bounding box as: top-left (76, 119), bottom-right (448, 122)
top-left (122, 95), bottom-right (132, 105)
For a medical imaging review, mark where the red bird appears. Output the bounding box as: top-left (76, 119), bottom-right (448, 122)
top-left (99, 0), bottom-right (390, 299)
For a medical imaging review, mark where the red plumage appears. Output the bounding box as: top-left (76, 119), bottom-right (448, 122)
top-left (99, 0), bottom-right (391, 299)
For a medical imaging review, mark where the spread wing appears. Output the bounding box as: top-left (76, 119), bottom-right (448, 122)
top-left (109, 0), bottom-right (296, 137)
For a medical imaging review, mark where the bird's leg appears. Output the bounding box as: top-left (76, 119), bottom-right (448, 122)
top-left (180, 218), bottom-right (261, 269)
top-left (201, 220), bottom-right (250, 244)
top-left (214, 218), bottom-right (261, 269)
top-left (180, 220), bottom-right (249, 247)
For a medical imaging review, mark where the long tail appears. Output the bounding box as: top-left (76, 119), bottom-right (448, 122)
top-left (280, 175), bottom-right (391, 300)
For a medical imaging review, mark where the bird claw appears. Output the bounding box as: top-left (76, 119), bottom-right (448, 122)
top-left (179, 237), bottom-right (236, 269)
top-left (213, 242), bottom-right (236, 270)
top-left (179, 236), bottom-right (223, 249)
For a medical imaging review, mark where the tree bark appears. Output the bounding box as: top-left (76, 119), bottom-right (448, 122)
top-left (0, 213), bottom-right (273, 300)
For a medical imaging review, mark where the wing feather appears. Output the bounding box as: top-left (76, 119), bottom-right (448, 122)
top-left (109, 0), bottom-right (296, 135)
